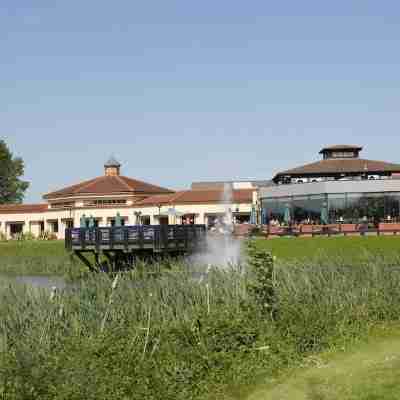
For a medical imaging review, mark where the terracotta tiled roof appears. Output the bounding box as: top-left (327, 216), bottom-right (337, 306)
top-left (319, 144), bottom-right (362, 153)
top-left (0, 204), bottom-right (48, 214)
top-left (136, 189), bottom-right (254, 207)
top-left (274, 158), bottom-right (400, 179)
top-left (43, 175), bottom-right (173, 199)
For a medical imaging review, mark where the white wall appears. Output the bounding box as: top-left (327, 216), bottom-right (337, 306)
top-left (0, 202), bottom-right (253, 240)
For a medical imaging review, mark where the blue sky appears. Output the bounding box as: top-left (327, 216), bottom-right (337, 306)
top-left (2, 1), bottom-right (400, 202)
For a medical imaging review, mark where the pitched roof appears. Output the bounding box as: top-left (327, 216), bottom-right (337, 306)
top-left (319, 145), bottom-right (363, 154)
top-left (191, 180), bottom-right (270, 190)
top-left (0, 204), bottom-right (48, 214)
top-left (43, 175), bottom-right (173, 200)
top-left (274, 158), bottom-right (400, 180)
top-left (136, 189), bottom-right (254, 207)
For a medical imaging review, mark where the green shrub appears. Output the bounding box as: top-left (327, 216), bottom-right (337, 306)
top-left (246, 242), bottom-right (275, 316)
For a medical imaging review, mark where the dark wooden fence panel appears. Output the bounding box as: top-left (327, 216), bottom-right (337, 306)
top-left (65, 225), bottom-right (206, 252)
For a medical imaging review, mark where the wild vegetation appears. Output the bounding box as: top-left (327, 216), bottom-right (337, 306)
top-left (1, 240), bottom-right (400, 399)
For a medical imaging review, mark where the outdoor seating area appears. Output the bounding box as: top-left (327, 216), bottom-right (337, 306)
top-left (263, 222), bottom-right (400, 238)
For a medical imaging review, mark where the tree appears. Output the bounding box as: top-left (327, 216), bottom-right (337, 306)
top-left (0, 140), bottom-right (29, 204)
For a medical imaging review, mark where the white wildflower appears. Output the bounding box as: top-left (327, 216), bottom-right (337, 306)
top-left (49, 286), bottom-right (57, 301)
top-left (111, 275), bottom-right (119, 290)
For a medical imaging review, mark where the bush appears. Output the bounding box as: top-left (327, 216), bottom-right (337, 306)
top-left (246, 242), bottom-right (275, 316)
top-left (38, 231), bottom-right (58, 241)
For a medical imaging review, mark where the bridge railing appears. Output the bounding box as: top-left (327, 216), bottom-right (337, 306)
top-left (65, 225), bottom-right (206, 251)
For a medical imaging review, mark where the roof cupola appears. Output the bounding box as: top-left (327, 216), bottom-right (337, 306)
top-left (319, 145), bottom-right (363, 160)
top-left (104, 156), bottom-right (121, 176)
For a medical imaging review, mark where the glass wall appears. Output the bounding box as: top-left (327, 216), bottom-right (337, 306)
top-left (263, 197), bottom-right (291, 224)
top-left (261, 192), bottom-right (400, 225)
top-left (292, 195), bottom-right (325, 224)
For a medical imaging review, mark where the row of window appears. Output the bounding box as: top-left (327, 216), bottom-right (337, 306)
top-left (51, 199), bottom-right (129, 208)
top-left (261, 192), bottom-right (400, 225)
top-left (324, 151), bottom-right (357, 159)
top-left (85, 199), bottom-right (128, 207)
top-left (51, 202), bottom-right (74, 209)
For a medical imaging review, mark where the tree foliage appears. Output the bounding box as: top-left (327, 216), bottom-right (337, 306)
top-left (0, 139), bottom-right (29, 204)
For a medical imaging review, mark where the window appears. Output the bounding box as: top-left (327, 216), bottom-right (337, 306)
top-left (384, 194), bottom-right (400, 221)
top-left (66, 220), bottom-right (74, 229)
top-left (52, 202), bottom-right (74, 209)
top-left (262, 197), bottom-right (291, 224)
top-left (51, 221), bottom-right (59, 233)
top-left (84, 199), bottom-right (127, 207)
top-left (141, 216), bottom-right (151, 225)
top-left (182, 214), bottom-right (195, 225)
top-left (10, 223), bottom-right (23, 236)
top-left (330, 151), bottom-right (355, 159)
top-left (328, 194), bottom-right (346, 222)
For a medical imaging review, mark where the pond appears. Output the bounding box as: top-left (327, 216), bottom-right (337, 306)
top-left (0, 274), bottom-right (67, 289)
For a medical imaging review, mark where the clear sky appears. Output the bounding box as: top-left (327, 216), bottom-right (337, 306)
top-left (2, 1), bottom-right (400, 202)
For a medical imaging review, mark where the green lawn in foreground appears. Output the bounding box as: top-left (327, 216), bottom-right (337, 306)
top-left (247, 326), bottom-right (400, 400)
top-left (0, 240), bottom-right (75, 276)
top-left (253, 235), bottom-right (400, 261)
top-left (0, 240), bottom-right (65, 257)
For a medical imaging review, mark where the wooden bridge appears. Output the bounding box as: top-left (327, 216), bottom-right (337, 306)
top-left (65, 224), bottom-right (207, 271)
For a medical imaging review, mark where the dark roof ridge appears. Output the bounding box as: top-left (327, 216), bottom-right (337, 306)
top-left (274, 157), bottom-right (400, 179)
top-left (319, 144), bottom-right (363, 153)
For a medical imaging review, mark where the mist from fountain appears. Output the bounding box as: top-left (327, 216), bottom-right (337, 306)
top-left (190, 183), bottom-right (242, 268)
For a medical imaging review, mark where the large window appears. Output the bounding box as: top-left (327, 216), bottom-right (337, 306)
top-left (263, 192), bottom-right (400, 225)
top-left (262, 197), bottom-right (291, 224)
top-left (345, 194), bottom-right (363, 222)
top-left (328, 194), bottom-right (346, 222)
top-left (384, 194), bottom-right (400, 221)
top-left (292, 196), bottom-right (309, 223)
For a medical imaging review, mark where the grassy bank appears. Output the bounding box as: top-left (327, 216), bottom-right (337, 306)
top-left (3, 235), bottom-right (400, 276)
top-left (247, 324), bottom-right (400, 400)
top-left (0, 240), bottom-right (77, 276)
top-left (253, 235), bottom-right (400, 261)
top-left (1, 248), bottom-right (400, 399)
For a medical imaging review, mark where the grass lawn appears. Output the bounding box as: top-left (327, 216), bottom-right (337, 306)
top-left (0, 240), bottom-right (76, 276)
top-left (252, 235), bottom-right (400, 262)
top-left (246, 326), bottom-right (400, 400)
top-left (0, 240), bottom-right (65, 257)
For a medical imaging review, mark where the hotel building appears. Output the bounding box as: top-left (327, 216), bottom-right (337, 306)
top-left (0, 157), bottom-right (255, 239)
top-left (258, 145), bottom-right (400, 226)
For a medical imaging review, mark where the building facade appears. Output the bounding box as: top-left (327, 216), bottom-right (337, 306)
top-left (0, 158), bottom-right (254, 239)
top-left (258, 145), bottom-right (400, 226)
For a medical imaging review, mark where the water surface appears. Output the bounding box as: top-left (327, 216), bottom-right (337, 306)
top-left (0, 274), bottom-right (66, 289)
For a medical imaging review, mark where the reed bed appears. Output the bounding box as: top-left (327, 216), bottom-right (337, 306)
top-left (1, 253), bottom-right (400, 399)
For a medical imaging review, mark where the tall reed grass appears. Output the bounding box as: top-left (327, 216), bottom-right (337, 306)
top-left (1, 252), bottom-right (400, 399)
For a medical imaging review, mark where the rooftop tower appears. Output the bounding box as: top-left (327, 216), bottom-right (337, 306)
top-left (104, 156), bottom-right (121, 176)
